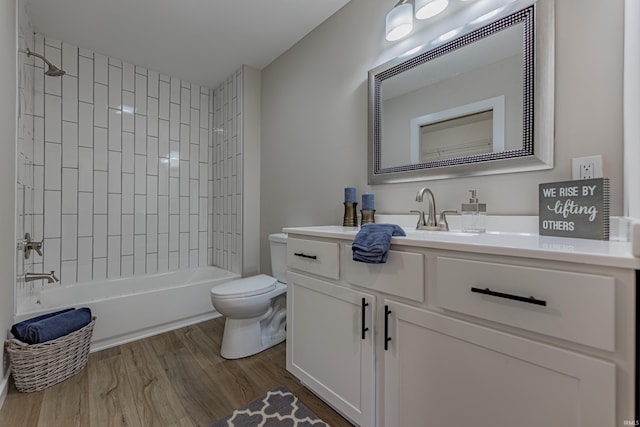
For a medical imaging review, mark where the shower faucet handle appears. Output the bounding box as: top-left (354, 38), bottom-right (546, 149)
top-left (22, 233), bottom-right (43, 259)
top-left (33, 242), bottom-right (43, 257)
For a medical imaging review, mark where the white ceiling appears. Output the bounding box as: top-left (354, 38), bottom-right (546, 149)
top-left (25, 0), bottom-right (351, 88)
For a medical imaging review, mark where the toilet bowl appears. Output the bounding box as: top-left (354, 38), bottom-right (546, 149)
top-left (210, 233), bottom-right (288, 359)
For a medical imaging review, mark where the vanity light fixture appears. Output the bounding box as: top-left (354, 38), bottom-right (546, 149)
top-left (385, 0), bottom-right (452, 42)
top-left (415, 0), bottom-right (449, 20)
top-left (385, 0), bottom-right (414, 41)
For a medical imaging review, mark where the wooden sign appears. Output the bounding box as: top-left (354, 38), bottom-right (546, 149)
top-left (539, 178), bottom-right (610, 240)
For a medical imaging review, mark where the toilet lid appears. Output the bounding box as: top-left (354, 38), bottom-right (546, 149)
top-left (210, 274), bottom-right (277, 299)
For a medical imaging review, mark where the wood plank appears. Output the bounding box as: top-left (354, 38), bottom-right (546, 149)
top-left (87, 350), bottom-right (142, 427)
top-left (0, 381), bottom-right (44, 427)
top-left (194, 315), bottom-right (225, 349)
top-left (88, 345), bottom-right (121, 362)
top-left (156, 344), bottom-right (234, 426)
top-left (146, 328), bottom-right (185, 357)
top-left (173, 323), bottom-right (261, 408)
top-left (37, 368), bottom-right (90, 427)
top-left (120, 339), bottom-right (193, 426)
top-left (174, 323), bottom-right (226, 368)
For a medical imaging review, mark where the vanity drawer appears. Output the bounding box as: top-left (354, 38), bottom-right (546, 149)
top-left (287, 238), bottom-right (339, 280)
top-left (435, 257), bottom-right (615, 351)
top-left (344, 245), bottom-right (424, 302)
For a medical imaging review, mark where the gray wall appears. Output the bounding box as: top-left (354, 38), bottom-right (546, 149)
top-left (260, 0), bottom-right (624, 272)
top-left (0, 0), bottom-right (16, 396)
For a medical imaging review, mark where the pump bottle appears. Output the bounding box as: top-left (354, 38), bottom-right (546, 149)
top-left (461, 189), bottom-right (486, 233)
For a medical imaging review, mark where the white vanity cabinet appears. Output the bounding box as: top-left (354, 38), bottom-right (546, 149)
top-left (284, 227), bottom-right (639, 427)
top-left (383, 300), bottom-right (615, 427)
top-left (286, 239), bottom-right (376, 427)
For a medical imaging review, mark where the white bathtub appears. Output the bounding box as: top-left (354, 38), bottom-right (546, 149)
top-left (15, 266), bottom-right (240, 351)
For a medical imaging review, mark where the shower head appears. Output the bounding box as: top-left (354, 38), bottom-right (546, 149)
top-left (44, 64), bottom-right (66, 77)
top-left (24, 48), bottom-right (66, 77)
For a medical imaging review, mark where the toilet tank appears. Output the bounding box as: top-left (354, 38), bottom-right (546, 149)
top-left (269, 233), bottom-right (288, 284)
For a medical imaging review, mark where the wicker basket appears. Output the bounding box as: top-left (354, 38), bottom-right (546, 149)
top-left (4, 317), bottom-right (96, 392)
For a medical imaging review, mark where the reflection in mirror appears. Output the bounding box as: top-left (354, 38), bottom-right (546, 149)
top-left (409, 95), bottom-right (505, 164)
top-left (368, 1), bottom-right (555, 184)
top-left (418, 109), bottom-right (495, 162)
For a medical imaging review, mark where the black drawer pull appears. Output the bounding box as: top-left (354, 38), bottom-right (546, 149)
top-left (294, 252), bottom-right (317, 260)
top-left (384, 305), bottom-right (392, 350)
top-left (471, 287), bottom-right (547, 307)
top-left (361, 298), bottom-right (369, 340)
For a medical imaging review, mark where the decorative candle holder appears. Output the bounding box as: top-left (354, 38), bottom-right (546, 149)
top-left (343, 202), bottom-right (358, 227)
top-left (361, 209), bottom-right (376, 225)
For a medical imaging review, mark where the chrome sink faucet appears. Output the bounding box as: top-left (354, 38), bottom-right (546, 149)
top-left (413, 187), bottom-right (437, 230)
top-left (24, 271), bottom-right (59, 283)
top-left (411, 187), bottom-right (457, 231)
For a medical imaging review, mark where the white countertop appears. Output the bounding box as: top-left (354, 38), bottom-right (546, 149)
top-left (283, 224), bottom-right (640, 270)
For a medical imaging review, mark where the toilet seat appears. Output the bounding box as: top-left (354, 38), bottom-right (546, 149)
top-left (210, 274), bottom-right (277, 299)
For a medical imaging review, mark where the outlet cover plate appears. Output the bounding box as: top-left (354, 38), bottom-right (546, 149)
top-left (572, 155), bottom-right (603, 180)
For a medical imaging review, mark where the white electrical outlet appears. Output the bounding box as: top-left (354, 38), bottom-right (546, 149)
top-left (572, 155), bottom-right (603, 180)
top-left (581, 162), bottom-right (594, 179)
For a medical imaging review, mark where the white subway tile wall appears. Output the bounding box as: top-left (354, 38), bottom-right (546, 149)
top-left (211, 69), bottom-right (243, 273)
top-left (16, 0), bottom-right (36, 300)
top-left (18, 34), bottom-right (245, 288)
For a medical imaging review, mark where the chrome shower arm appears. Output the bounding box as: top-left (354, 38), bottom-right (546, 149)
top-left (24, 48), bottom-right (55, 68)
top-left (20, 48), bottom-right (66, 76)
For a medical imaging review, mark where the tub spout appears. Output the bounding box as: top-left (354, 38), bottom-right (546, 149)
top-left (24, 271), bottom-right (59, 283)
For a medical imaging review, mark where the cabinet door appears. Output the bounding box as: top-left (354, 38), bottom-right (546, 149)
top-left (383, 300), bottom-right (615, 427)
top-left (287, 272), bottom-right (375, 427)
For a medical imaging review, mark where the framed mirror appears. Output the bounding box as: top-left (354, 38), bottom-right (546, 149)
top-left (368, 0), bottom-right (554, 184)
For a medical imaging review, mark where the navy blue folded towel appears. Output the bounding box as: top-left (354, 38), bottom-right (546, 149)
top-left (352, 223), bottom-right (406, 264)
top-left (10, 308), bottom-right (74, 342)
top-left (12, 307), bottom-right (92, 344)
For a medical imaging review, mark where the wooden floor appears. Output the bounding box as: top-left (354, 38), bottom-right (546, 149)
top-left (0, 317), bottom-right (352, 427)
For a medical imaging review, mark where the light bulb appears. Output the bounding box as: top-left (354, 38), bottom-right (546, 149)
top-left (415, 0), bottom-right (449, 20)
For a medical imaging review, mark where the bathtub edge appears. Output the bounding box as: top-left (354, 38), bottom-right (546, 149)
top-left (90, 311), bottom-right (223, 353)
top-left (14, 267), bottom-right (240, 355)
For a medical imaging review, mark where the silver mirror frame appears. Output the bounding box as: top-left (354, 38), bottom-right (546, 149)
top-left (368, 0), bottom-right (554, 184)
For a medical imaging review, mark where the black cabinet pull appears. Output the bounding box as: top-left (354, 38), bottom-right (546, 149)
top-left (361, 298), bottom-right (369, 340)
top-left (471, 287), bottom-right (547, 307)
top-left (294, 252), bottom-right (317, 260)
top-left (384, 305), bottom-right (392, 350)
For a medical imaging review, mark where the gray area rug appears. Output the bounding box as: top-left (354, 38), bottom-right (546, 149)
top-left (209, 385), bottom-right (330, 427)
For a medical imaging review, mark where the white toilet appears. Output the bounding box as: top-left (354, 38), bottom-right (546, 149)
top-left (210, 233), bottom-right (288, 359)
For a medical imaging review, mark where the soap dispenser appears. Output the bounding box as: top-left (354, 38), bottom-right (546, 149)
top-left (461, 190), bottom-right (486, 233)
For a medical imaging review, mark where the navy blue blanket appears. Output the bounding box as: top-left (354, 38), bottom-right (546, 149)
top-left (352, 224), bottom-right (406, 264)
top-left (12, 307), bottom-right (92, 344)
